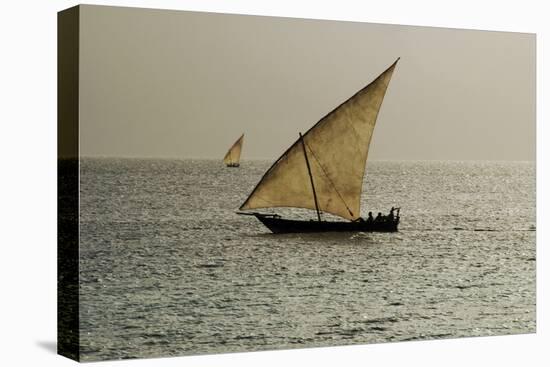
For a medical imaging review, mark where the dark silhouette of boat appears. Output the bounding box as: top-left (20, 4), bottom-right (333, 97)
top-left (238, 58), bottom-right (401, 233)
top-left (239, 212), bottom-right (399, 234)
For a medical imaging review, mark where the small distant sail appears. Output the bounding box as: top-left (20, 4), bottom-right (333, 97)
top-left (240, 59), bottom-right (399, 220)
top-left (223, 134), bottom-right (244, 167)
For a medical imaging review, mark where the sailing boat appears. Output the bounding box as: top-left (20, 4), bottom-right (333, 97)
top-left (237, 58), bottom-right (401, 233)
top-left (223, 134), bottom-right (244, 167)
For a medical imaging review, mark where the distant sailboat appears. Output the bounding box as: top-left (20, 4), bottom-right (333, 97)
top-left (223, 134), bottom-right (244, 167)
top-left (238, 59), bottom-right (401, 233)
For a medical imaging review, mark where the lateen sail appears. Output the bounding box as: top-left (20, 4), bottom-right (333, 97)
top-left (240, 59), bottom-right (399, 220)
top-left (223, 134), bottom-right (244, 166)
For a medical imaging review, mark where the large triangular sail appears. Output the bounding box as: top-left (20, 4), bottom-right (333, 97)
top-left (240, 59), bottom-right (399, 220)
top-left (223, 134), bottom-right (244, 166)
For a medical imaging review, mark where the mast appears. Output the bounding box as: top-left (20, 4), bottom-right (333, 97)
top-left (299, 132), bottom-right (322, 222)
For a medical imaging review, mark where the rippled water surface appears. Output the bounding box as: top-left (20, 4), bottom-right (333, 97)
top-left (78, 159), bottom-right (535, 361)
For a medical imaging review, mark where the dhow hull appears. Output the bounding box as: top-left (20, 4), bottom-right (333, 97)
top-left (253, 214), bottom-right (399, 234)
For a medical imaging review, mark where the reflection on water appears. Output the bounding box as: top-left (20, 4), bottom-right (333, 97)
top-left (75, 159), bottom-right (535, 361)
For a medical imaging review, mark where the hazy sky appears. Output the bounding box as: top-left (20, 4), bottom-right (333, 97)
top-left (79, 5), bottom-right (535, 161)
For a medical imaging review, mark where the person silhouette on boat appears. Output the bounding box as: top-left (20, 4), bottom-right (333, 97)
top-left (389, 207), bottom-right (395, 221)
top-left (366, 211), bottom-right (374, 224)
top-left (374, 212), bottom-right (383, 223)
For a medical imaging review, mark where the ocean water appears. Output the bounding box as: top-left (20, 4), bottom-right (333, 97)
top-left (78, 159), bottom-right (535, 361)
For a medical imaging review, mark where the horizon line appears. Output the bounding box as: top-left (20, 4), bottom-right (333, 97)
top-left (75, 155), bottom-right (536, 163)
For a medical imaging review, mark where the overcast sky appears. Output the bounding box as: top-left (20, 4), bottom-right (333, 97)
top-left (79, 5), bottom-right (535, 161)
